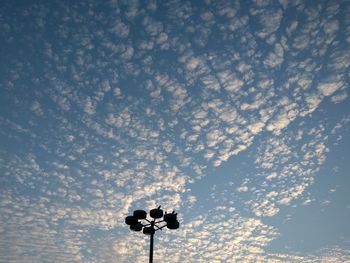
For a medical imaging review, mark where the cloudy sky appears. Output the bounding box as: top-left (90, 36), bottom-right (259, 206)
top-left (1, 0), bottom-right (350, 262)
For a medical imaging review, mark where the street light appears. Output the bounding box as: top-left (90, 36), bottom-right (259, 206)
top-left (125, 206), bottom-right (180, 263)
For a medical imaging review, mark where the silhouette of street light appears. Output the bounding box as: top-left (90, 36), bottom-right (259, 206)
top-left (125, 206), bottom-right (180, 263)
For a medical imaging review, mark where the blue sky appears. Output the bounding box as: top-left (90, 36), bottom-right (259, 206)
top-left (1, 0), bottom-right (350, 262)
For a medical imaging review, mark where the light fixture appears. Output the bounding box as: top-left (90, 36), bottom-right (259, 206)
top-left (125, 206), bottom-right (180, 263)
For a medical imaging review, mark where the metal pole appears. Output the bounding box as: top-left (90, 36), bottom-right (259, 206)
top-left (149, 231), bottom-right (154, 263)
top-left (149, 220), bottom-right (154, 263)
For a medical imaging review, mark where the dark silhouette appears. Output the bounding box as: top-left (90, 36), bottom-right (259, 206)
top-left (125, 206), bottom-right (180, 263)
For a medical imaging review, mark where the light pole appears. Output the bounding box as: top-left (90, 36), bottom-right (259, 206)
top-left (125, 206), bottom-right (180, 263)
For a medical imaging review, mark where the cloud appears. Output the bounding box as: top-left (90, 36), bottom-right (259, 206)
top-left (266, 99), bottom-right (299, 133)
top-left (256, 8), bottom-right (283, 38)
top-left (264, 43), bottom-right (284, 68)
top-left (30, 101), bottom-right (44, 116)
top-left (318, 81), bottom-right (343, 97)
top-left (110, 19), bottom-right (130, 38)
top-left (331, 91), bottom-right (348, 103)
top-left (217, 70), bottom-right (244, 93)
top-left (236, 185), bottom-right (248, 193)
top-left (1, 0), bottom-right (349, 262)
top-left (83, 97), bottom-right (96, 115)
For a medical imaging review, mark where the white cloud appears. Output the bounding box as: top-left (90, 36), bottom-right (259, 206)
top-left (256, 8), bottom-right (283, 38)
top-left (331, 91), bottom-right (348, 103)
top-left (266, 102), bottom-right (299, 133)
top-left (237, 185), bottom-right (248, 192)
top-left (264, 43), bottom-right (284, 68)
top-left (1, 1), bottom-right (349, 261)
top-left (30, 101), bottom-right (44, 116)
top-left (248, 121), bottom-right (265, 134)
top-left (318, 82), bottom-right (343, 96)
top-left (186, 57), bottom-right (201, 70)
top-left (110, 20), bottom-right (129, 38)
top-left (83, 97), bottom-right (96, 115)
top-left (113, 87), bottom-right (121, 96)
top-left (323, 19), bottom-right (339, 34)
top-left (300, 93), bottom-right (322, 116)
top-left (218, 70), bottom-right (244, 92)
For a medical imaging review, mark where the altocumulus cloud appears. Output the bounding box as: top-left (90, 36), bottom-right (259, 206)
top-left (0, 0), bottom-right (350, 262)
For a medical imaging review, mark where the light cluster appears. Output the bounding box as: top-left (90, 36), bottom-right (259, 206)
top-left (125, 206), bottom-right (180, 235)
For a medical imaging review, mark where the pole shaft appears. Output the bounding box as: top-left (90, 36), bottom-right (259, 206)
top-left (149, 232), bottom-right (154, 263)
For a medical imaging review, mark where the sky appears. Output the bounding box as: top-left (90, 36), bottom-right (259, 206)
top-left (0, 0), bottom-right (350, 262)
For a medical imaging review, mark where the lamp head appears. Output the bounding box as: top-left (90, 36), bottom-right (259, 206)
top-left (130, 222), bottom-right (143, 232)
top-left (150, 206), bottom-right (163, 219)
top-left (164, 211), bottom-right (177, 223)
top-left (143, 226), bottom-right (155, 235)
top-left (133, 210), bottom-right (147, 220)
top-left (167, 220), bottom-right (180, 230)
top-left (125, 215), bottom-right (138, 226)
